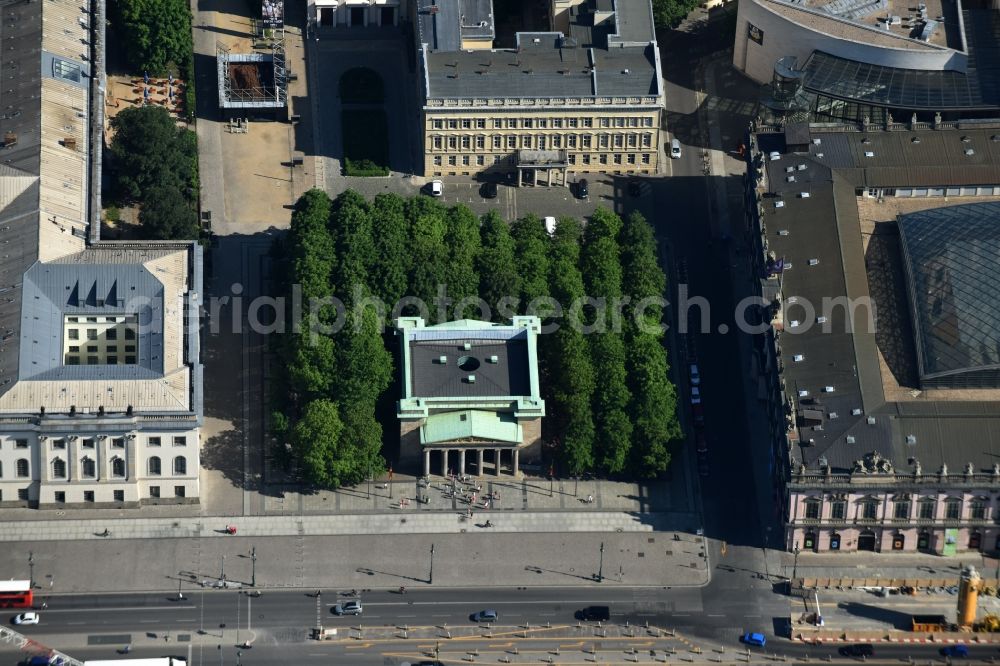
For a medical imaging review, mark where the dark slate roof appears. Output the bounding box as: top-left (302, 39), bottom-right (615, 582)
top-left (757, 129), bottom-right (1000, 474)
top-left (424, 42), bottom-right (657, 99)
top-left (408, 333), bottom-right (530, 398)
top-left (898, 201), bottom-right (1000, 383)
top-left (0, 0), bottom-right (45, 396)
top-left (415, 0), bottom-right (495, 52)
top-left (19, 262), bottom-right (166, 380)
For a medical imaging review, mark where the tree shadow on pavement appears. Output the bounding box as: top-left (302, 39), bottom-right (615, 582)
top-left (838, 601), bottom-right (914, 630)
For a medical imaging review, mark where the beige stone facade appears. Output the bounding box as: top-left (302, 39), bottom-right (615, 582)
top-left (422, 107), bottom-right (661, 179)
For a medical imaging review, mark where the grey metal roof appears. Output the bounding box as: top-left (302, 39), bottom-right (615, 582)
top-left (19, 262), bottom-right (166, 380)
top-left (408, 335), bottom-right (530, 398)
top-left (757, 128), bottom-right (1000, 474)
top-left (898, 201), bottom-right (1000, 386)
top-left (424, 43), bottom-right (657, 99)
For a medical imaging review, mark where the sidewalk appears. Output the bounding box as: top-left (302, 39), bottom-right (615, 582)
top-left (0, 528), bottom-right (710, 593)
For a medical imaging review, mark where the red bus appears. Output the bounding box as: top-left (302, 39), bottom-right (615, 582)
top-left (0, 580), bottom-right (33, 608)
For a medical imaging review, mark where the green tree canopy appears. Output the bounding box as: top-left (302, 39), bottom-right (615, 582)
top-left (137, 184), bottom-right (198, 240)
top-left (619, 211), bottom-right (667, 328)
top-left (113, 0), bottom-right (193, 75)
top-left (330, 191), bottom-right (374, 305)
top-left (510, 214), bottom-right (551, 311)
top-left (291, 399), bottom-right (344, 487)
top-left (477, 210), bottom-right (520, 320)
top-left (444, 205), bottom-right (482, 319)
top-left (626, 330), bottom-right (680, 477)
top-left (652, 0), bottom-right (701, 29)
top-left (407, 203), bottom-right (450, 322)
top-left (109, 106), bottom-right (197, 204)
top-left (336, 307), bottom-right (393, 406)
top-left (369, 193), bottom-right (410, 307)
top-left (288, 189), bottom-right (335, 302)
top-left (286, 333), bottom-right (336, 399)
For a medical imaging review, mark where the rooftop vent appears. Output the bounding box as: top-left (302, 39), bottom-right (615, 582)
top-left (790, 320), bottom-right (801, 328)
top-left (864, 151), bottom-right (875, 157)
top-left (816, 316), bottom-right (827, 324)
top-left (796, 164), bottom-right (806, 171)
top-left (793, 354), bottom-right (805, 362)
top-left (466, 374), bottom-right (476, 383)
top-left (769, 151), bottom-right (780, 161)
top-left (911, 136), bottom-right (921, 143)
top-left (846, 435), bottom-right (856, 444)
top-left (463, 342), bottom-right (472, 351)
top-left (823, 385), bottom-right (835, 392)
top-left (830, 412), bottom-right (839, 419)
top-left (799, 192), bottom-right (810, 198)
top-left (866, 416), bottom-right (876, 425)
top-left (786, 175), bottom-right (796, 182)
top-left (438, 355), bottom-right (447, 364)
top-left (852, 408), bottom-right (862, 416)
top-left (906, 434), bottom-right (917, 444)
top-left (964, 148), bottom-right (975, 156)
top-left (812, 138), bottom-right (821, 145)
top-left (808, 258), bottom-right (820, 266)
top-left (775, 201), bottom-right (785, 209)
top-left (798, 389), bottom-right (809, 397)
top-left (488, 355), bottom-right (499, 363)
top-left (778, 229), bottom-right (789, 235)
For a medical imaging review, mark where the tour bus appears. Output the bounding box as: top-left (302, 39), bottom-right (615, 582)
top-left (0, 580), bottom-right (33, 608)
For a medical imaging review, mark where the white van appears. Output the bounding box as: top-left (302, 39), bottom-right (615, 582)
top-left (670, 138), bottom-right (682, 159)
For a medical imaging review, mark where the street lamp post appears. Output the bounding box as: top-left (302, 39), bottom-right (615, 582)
top-left (574, 476), bottom-right (579, 498)
top-left (218, 644), bottom-right (223, 666)
top-left (28, 551), bottom-right (34, 590)
top-left (178, 577), bottom-right (184, 600)
top-left (236, 650), bottom-right (242, 666)
top-left (598, 542), bottom-right (605, 583)
top-left (792, 542), bottom-right (801, 583)
top-left (429, 543), bottom-right (435, 585)
top-left (221, 555), bottom-right (226, 582)
top-left (251, 546), bottom-right (257, 588)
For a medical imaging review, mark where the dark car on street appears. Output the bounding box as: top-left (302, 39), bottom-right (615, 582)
top-left (839, 643), bottom-right (874, 657)
top-left (575, 606), bottom-right (610, 621)
top-left (575, 178), bottom-right (589, 198)
top-left (940, 645), bottom-right (969, 658)
top-left (481, 181), bottom-right (498, 199)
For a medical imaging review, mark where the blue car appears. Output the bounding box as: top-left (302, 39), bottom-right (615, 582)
top-left (940, 644), bottom-right (968, 658)
top-left (742, 632), bottom-right (766, 647)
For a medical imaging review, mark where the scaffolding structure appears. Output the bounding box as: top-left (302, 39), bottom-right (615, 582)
top-left (217, 40), bottom-right (288, 110)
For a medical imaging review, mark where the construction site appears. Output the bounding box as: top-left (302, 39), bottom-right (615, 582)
top-left (216, 0), bottom-right (289, 118)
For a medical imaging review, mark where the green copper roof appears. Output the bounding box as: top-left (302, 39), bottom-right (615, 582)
top-left (421, 410), bottom-right (522, 444)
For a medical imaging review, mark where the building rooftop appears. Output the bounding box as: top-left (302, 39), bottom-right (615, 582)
top-left (898, 201), bottom-right (1000, 387)
top-left (773, 0), bottom-right (960, 48)
top-left (754, 125), bottom-right (1000, 475)
top-left (419, 0), bottom-right (660, 102)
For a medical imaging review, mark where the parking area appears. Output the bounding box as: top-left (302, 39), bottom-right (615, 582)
top-left (427, 176), bottom-right (617, 220)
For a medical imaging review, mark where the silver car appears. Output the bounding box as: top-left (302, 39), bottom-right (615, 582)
top-left (333, 600), bottom-right (363, 616)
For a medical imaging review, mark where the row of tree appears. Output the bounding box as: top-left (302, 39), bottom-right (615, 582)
top-left (108, 106), bottom-right (200, 240)
top-left (111, 0), bottom-right (193, 76)
top-left (272, 188), bottom-right (681, 486)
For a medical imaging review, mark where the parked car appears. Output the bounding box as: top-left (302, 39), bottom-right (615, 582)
top-left (544, 216), bottom-right (558, 237)
top-left (670, 138), bottom-right (682, 159)
top-left (940, 645), bottom-right (969, 658)
top-left (575, 606), bottom-right (611, 621)
top-left (332, 600), bottom-right (363, 616)
top-left (471, 609), bottom-right (498, 622)
top-left (839, 644), bottom-right (874, 657)
top-left (13, 612), bottom-right (39, 626)
top-left (689, 363), bottom-right (700, 386)
top-left (741, 632), bottom-right (766, 647)
top-left (429, 180), bottom-right (443, 197)
top-left (695, 432), bottom-right (708, 453)
top-left (575, 178), bottom-right (589, 198)
top-left (690, 387), bottom-right (701, 404)
top-left (481, 181), bottom-right (498, 199)
top-left (691, 402), bottom-right (705, 425)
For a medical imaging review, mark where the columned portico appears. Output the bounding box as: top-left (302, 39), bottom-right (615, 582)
top-left (420, 446), bottom-right (523, 477)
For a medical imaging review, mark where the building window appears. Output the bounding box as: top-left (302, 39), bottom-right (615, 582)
top-left (919, 499), bottom-right (935, 519)
top-left (566, 135), bottom-right (576, 148)
top-left (506, 118), bottom-right (518, 129)
top-left (18, 488), bottom-right (28, 501)
top-left (447, 136), bottom-right (457, 150)
top-left (537, 119), bottom-right (547, 128)
top-left (493, 118), bottom-right (502, 128)
top-left (106, 329), bottom-right (117, 341)
top-left (175, 485), bottom-right (186, 498)
top-left (433, 156), bottom-right (442, 166)
top-left (55, 491), bottom-right (65, 504)
top-left (522, 136), bottom-right (532, 149)
top-left (83, 490), bottom-right (94, 503)
top-left (476, 155), bottom-right (485, 166)
top-left (0, 461), bottom-right (2, 477)
top-left (552, 118), bottom-right (562, 128)
top-left (68, 329), bottom-right (79, 340)
top-left (460, 136), bottom-right (470, 150)
top-left (893, 501), bottom-right (910, 520)
top-left (971, 499), bottom-right (987, 520)
top-left (66, 356), bottom-right (80, 365)
top-left (599, 135), bottom-right (609, 149)
top-left (522, 118), bottom-right (533, 129)
top-left (642, 133), bottom-right (653, 148)
top-left (802, 532), bottom-right (815, 549)
top-left (804, 500), bottom-right (820, 520)
top-left (568, 154), bottom-right (576, 164)
top-left (613, 153), bottom-right (622, 165)
top-left (945, 498), bottom-right (962, 520)
top-left (461, 119), bottom-right (471, 129)
top-left (862, 499), bottom-right (878, 520)
top-left (567, 118), bottom-right (578, 128)
top-left (599, 154), bottom-right (608, 165)
top-left (599, 117), bottom-right (610, 128)
top-left (552, 135), bottom-right (562, 148)
top-left (112, 457), bottom-right (125, 478)
top-left (492, 136), bottom-right (502, 149)
top-left (68, 345), bottom-right (79, 352)
top-left (112, 438), bottom-right (125, 448)
top-left (613, 134), bottom-right (624, 148)
top-left (16, 459), bottom-right (29, 477)
top-left (582, 135), bottom-right (592, 149)
top-left (82, 438), bottom-right (94, 448)
top-left (87, 356), bottom-right (98, 365)
top-left (831, 500), bottom-right (846, 520)
top-left (970, 532), bottom-right (983, 550)
top-left (15, 439), bottom-right (28, 448)
top-left (538, 136), bottom-right (546, 150)
top-left (627, 153), bottom-right (636, 164)
top-left (506, 136), bottom-right (516, 149)
top-left (614, 117), bottom-right (625, 127)
top-left (447, 119), bottom-right (457, 129)
top-left (829, 532), bottom-right (841, 550)
top-left (628, 117), bottom-right (638, 127)
top-left (52, 439), bottom-right (66, 449)
top-left (643, 116), bottom-right (654, 127)
top-left (149, 437), bottom-right (161, 447)
top-left (114, 490), bottom-right (125, 502)
top-left (582, 154), bottom-right (591, 165)
top-left (81, 457), bottom-right (95, 479)
top-left (461, 155), bottom-right (470, 166)
top-left (87, 329), bottom-right (97, 340)
top-left (476, 118), bottom-right (485, 129)
top-left (432, 136), bottom-right (442, 150)
top-left (627, 134), bottom-right (638, 148)
top-left (124, 328), bottom-right (136, 340)
top-left (52, 458), bottom-right (66, 479)
top-left (148, 456), bottom-right (161, 476)
top-left (892, 534), bottom-right (905, 550)
top-left (432, 119), bottom-right (442, 130)
top-left (475, 136), bottom-right (485, 149)
top-left (448, 156), bottom-right (457, 166)
top-left (125, 356), bottom-right (136, 364)
top-left (150, 486), bottom-right (160, 498)
top-left (641, 153), bottom-right (651, 164)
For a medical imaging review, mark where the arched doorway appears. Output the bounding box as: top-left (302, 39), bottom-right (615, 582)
top-left (829, 532), bottom-right (841, 551)
top-left (891, 533), bottom-right (905, 550)
top-left (969, 532), bottom-right (982, 551)
top-left (858, 530), bottom-right (877, 551)
top-left (918, 530), bottom-right (932, 553)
